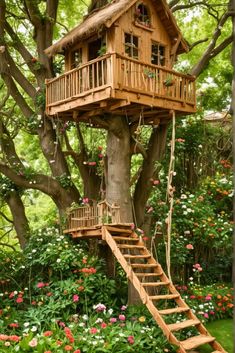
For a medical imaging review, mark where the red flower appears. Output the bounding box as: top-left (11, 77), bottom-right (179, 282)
top-left (0, 334), bottom-right (9, 341)
top-left (9, 335), bottom-right (21, 342)
top-left (186, 244), bottom-right (194, 250)
top-left (127, 335), bottom-right (135, 344)
top-left (43, 331), bottom-right (53, 337)
top-left (9, 323), bottom-right (19, 328)
top-left (16, 297), bottom-right (23, 303)
top-left (65, 345), bottom-right (73, 351)
top-left (101, 322), bottom-right (107, 329)
top-left (90, 327), bottom-right (98, 334)
top-left (73, 350), bottom-right (81, 353)
top-left (44, 351), bottom-right (52, 353)
top-left (37, 282), bottom-right (45, 288)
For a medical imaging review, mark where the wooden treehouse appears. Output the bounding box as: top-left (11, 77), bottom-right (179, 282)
top-left (45, 0), bottom-right (196, 125)
top-left (64, 202), bottom-right (227, 353)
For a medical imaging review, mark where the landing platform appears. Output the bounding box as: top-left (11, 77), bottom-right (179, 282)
top-left (63, 223), bottom-right (133, 239)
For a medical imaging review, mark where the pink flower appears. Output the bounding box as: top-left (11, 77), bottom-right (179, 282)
top-left (127, 335), bottom-right (134, 344)
top-left (73, 295), bottom-right (79, 302)
top-left (90, 327), bottom-right (98, 334)
top-left (101, 322), bottom-right (107, 329)
top-left (8, 335), bottom-right (21, 342)
top-left (204, 313), bottom-right (209, 319)
top-left (130, 223), bottom-right (135, 230)
top-left (16, 297), bottom-right (23, 303)
top-left (37, 282), bottom-right (45, 288)
top-left (82, 197), bottom-right (89, 204)
top-left (9, 323), bottom-right (19, 328)
top-left (205, 295), bottom-right (212, 301)
top-left (186, 244), bottom-right (194, 250)
top-left (210, 311), bottom-right (215, 315)
top-left (29, 338), bottom-right (38, 347)
top-left (190, 295), bottom-right (196, 299)
top-left (152, 180), bottom-right (160, 185)
top-left (121, 305), bottom-right (127, 311)
top-left (74, 350), bottom-right (81, 353)
top-left (119, 314), bottom-right (126, 321)
top-left (110, 317), bottom-right (117, 323)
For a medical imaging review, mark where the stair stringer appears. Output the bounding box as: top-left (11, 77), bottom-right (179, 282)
top-left (102, 225), bottom-right (227, 353)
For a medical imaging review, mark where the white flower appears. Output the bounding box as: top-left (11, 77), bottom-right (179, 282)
top-left (181, 194), bottom-right (187, 199)
top-left (31, 326), bottom-right (37, 332)
top-left (24, 322), bottom-right (30, 327)
top-left (95, 318), bottom-right (103, 323)
top-left (56, 258), bottom-right (61, 263)
top-left (108, 308), bottom-right (113, 315)
top-left (82, 314), bottom-right (88, 321)
top-left (32, 249), bottom-right (37, 253)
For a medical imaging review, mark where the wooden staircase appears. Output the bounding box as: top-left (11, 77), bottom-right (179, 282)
top-left (102, 225), bottom-right (227, 353)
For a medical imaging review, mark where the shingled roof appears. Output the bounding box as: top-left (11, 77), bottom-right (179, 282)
top-left (45, 0), bottom-right (188, 57)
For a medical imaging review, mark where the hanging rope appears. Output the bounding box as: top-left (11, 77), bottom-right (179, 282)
top-left (165, 110), bottom-right (176, 283)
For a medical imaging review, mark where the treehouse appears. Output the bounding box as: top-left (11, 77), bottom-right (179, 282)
top-left (45, 0), bottom-right (196, 125)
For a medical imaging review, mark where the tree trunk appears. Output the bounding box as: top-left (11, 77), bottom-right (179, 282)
top-left (5, 192), bottom-right (30, 249)
top-left (106, 116), bottom-right (132, 222)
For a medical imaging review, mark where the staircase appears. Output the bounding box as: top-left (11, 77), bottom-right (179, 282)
top-left (102, 225), bottom-right (227, 353)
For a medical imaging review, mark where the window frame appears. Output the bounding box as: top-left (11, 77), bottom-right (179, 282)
top-left (151, 41), bottom-right (166, 66)
top-left (124, 32), bottom-right (139, 60)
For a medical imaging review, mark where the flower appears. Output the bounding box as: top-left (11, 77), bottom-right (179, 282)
top-left (110, 317), bottom-right (117, 323)
top-left (73, 294), bottom-right (79, 302)
top-left (121, 305), bottom-right (127, 311)
top-left (44, 351), bottom-right (52, 353)
top-left (186, 244), bottom-right (194, 250)
top-left (90, 327), bottom-right (98, 334)
top-left (127, 335), bottom-right (134, 344)
top-left (16, 297), bottom-right (23, 303)
top-left (9, 323), bottom-right (19, 328)
top-left (37, 282), bottom-right (45, 288)
top-left (93, 303), bottom-right (106, 312)
top-left (43, 331), bottom-right (53, 337)
top-left (138, 316), bottom-right (146, 322)
top-left (8, 335), bottom-right (21, 342)
top-left (65, 345), bottom-right (73, 351)
top-left (74, 350), bottom-right (81, 353)
top-left (101, 322), bottom-right (107, 329)
top-left (29, 338), bottom-right (38, 347)
top-left (119, 314), bottom-right (126, 321)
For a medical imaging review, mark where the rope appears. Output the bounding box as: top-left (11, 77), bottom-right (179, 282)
top-left (165, 111), bottom-right (176, 283)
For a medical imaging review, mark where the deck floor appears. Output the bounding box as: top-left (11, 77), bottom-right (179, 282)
top-left (64, 223), bottom-right (133, 239)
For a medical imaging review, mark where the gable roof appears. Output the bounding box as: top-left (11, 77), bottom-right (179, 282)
top-left (45, 0), bottom-right (188, 57)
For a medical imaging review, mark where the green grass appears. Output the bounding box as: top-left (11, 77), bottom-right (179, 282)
top-left (199, 319), bottom-right (233, 353)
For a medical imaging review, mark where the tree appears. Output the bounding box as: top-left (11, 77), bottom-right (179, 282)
top-left (0, 0), bottom-right (233, 250)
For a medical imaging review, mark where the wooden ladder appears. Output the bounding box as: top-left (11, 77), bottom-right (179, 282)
top-left (102, 225), bottom-right (227, 353)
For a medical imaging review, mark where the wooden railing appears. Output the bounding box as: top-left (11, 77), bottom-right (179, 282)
top-left (46, 53), bottom-right (196, 109)
top-left (68, 202), bottom-right (121, 229)
top-left (115, 54), bottom-right (196, 104)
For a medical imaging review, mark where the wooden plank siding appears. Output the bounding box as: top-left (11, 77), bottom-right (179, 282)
top-left (45, 53), bottom-right (196, 117)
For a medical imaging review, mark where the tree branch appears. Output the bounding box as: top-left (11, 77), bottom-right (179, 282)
top-left (0, 211), bottom-right (13, 223)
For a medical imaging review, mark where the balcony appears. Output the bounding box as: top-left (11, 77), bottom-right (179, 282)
top-left (45, 53), bottom-right (196, 121)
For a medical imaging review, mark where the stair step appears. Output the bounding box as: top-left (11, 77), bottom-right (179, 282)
top-left (149, 294), bottom-right (179, 300)
top-left (142, 281), bottom-right (169, 287)
top-left (135, 272), bottom-right (163, 277)
top-left (180, 335), bottom-right (215, 350)
top-left (118, 244), bottom-right (145, 249)
top-left (113, 236), bottom-right (139, 241)
top-left (211, 351), bottom-right (223, 353)
top-left (124, 254), bottom-right (151, 259)
top-left (168, 319), bottom-right (200, 332)
top-left (106, 226), bottom-right (132, 234)
top-left (131, 264), bottom-right (158, 268)
top-left (158, 307), bottom-right (189, 315)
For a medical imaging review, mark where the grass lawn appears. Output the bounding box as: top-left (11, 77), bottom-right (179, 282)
top-left (199, 319), bottom-right (233, 353)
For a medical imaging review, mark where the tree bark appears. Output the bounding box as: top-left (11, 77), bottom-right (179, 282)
top-left (106, 116), bottom-right (133, 222)
top-left (5, 192), bottom-right (30, 249)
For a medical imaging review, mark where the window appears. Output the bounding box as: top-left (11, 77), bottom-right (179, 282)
top-left (135, 3), bottom-right (151, 27)
top-left (124, 33), bottom-right (139, 59)
top-left (151, 42), bottom-right (165, 66)
top-left (72, 48), bottom-right (82, 68)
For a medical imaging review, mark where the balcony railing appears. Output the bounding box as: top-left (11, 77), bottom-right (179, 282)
top-left (46, 53), bottom-right (196, 111)
top-left (67, 201), bottom-right (121, 230)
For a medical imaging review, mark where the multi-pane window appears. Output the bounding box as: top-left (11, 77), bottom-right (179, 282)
top-left (124, 33), bottom-right (139, 59)
top-left (135, 3), bottom-right (151, 27)
top-left (71, 48), bottom-right (82, 68)
top-left (151, 42), bottom-right (165, 66)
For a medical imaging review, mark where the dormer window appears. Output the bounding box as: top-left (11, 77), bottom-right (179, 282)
top-left (124, 33), bottom-right (139, 59)
top-left (151, 42), bottom-right (165, 66)
top-left (135, 3), bottom-right (151, 27)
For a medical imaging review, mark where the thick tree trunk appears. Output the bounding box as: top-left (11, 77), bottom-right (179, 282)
top-left (6, 192), bottom-right (30, 249)
top-left (106, 116), bottom-right (132, 222)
